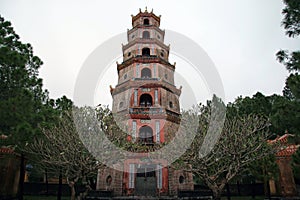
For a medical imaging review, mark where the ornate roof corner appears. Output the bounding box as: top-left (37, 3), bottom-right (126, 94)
top-left (109, 85), bottom-right (115, 94)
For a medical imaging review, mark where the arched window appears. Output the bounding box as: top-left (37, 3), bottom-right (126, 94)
top-left (144, 18), bottom-right (149, 25)
top-left (139, 126), bottom-right (153, 143)
top-left (179, 175), bottom-right (185, 184)
top-left (106, 175), bottom-right (112, 186)
top-left (139, 94), bottom-right (152, 107)
top-left (119, 101), bottom-right (124, 109)
top-left (141, 68), bottom-right (151, 78)
top-left (142, 48), bottom-right (150, 56)
top-left (143, 31), bottom-right (150, 39)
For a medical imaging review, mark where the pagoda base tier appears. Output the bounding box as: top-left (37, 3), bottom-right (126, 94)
top-left (85, 195), bottom-right (213, 200)
top-left (96, 163), bottom-right (193, 197)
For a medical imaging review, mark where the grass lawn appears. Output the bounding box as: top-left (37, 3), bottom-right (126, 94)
top-left (24, 196), bottom-right (69, 200)
top-left (221, 197), bottom-right (264, 200)
top-left (24, 195), bottom-right (265, 200)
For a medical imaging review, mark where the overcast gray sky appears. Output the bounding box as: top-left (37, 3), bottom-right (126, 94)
top-left (1, 0), bottom-right (299, 106)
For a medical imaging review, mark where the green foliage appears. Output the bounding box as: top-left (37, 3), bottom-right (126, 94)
top-left (281, 0), bottom-right (300, 37)
top-left (180, 97), bottom-right (272, 199)
top-left (228, 92), bottom-right (300, 144)
top-left (0, 15), bottom-right (47, 151)
top-left (0, 15), bottom-right (74, 152)
top-left (227, 92), bottom-right (272, 117)
top-left (276, 50), bottom-right (300, 72)
top-left (276, 0), bottom-right (300, 179)
top-left (277, 0), bottom-right (300, 102)
top-left (284, 73), bottom-right (300, 100)
top-left (245, 154), bottom-right (278, 183)
top-left (26, 110), bottom-right (99, 180)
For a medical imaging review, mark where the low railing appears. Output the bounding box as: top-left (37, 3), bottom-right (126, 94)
top-left (166, 109), bottom-right (181, 118)
top-left (129, 107), bottom-right (164, 115)
top-left (135, 55), bottom-right (160, 61)
top-left (129, 107), bottom-right (181, 122)
top-left (133, 77), bottom-right (160, 81)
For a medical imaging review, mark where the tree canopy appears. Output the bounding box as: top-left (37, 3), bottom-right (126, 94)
top-left (277, 0), bottom-right (300, 182)
top-left (179, 97), bottom-right (273, 200)
top-left (0, 15), bottom-right (47, 151)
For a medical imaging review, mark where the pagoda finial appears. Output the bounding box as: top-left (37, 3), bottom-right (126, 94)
top-left (139, 8), bottom-right (141, 13)
top-left (131, 14), bottom-right (134, 18)
top-left (151, 9), bottom-right (153, 13)
top-left (145, 7), bottom-right (148, 12)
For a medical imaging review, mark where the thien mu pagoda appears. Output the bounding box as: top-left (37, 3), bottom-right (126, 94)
top-left (96, 8), bottom-right (193, 196)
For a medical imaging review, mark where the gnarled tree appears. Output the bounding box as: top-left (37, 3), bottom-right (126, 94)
top-left (180, 101), bottom-right (273, 200)
top-left (25, 110), bottom-right (102, 200)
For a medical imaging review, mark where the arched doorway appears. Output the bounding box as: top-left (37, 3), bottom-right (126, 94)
top-left (139, 126), bottom-right (153, 144)
top-left (135, 164), bottom-right (157, 196)
top-left (139, 94), bottom-right (152, 107)
top-left (141, 68), bottom-right (151, 78)
top-left (142, 48), bottom-right (150, 56)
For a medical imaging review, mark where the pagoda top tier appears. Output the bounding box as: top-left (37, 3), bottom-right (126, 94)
top-left (131, 7), bottom-right (161, 28)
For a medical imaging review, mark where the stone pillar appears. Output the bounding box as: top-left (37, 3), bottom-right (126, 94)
top-left (269, 179), bottom-right (277, 195)
top-left (276, 157), bottom-right (297, 197)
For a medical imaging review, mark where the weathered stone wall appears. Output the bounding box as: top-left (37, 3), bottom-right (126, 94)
top-left (276, 157), bottom-right (298, 197)
top-left (160, 89), bottom-right (179, 110)
top-left (112, 89), bottom-right (131, 113)
top-left (127, 28), bottom-right (165, 43)
top-left (118, 64), bottom-right (134, 85)
top-left (0, 149), bottom-right (21, 197)
top-left (97, 166), bottom-right (124, 196)
top-left (163, 120), bottom-right (180, 142)
top-left (168, 165), bottom-right (194, 196)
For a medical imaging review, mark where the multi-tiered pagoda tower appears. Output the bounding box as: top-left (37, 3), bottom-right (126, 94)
top-left (97, 8), bottom-right (193, 196)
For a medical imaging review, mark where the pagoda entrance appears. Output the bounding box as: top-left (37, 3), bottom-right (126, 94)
top-left (135, 165), bottom-right (157, 196)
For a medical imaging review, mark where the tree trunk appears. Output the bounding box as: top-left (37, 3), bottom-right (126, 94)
top-left (212, 188), bottom-right (222, 200)
top-left (18, 154), bottom-right (25, 200)
top-left (69, 182), bottom-right (76, 200)
top-left (57, 170), bottom-right (62, 200)
top-left (237, 181), bottom-right (241, 196)
top-left (45, 169), bottom-right (49, 195)
top-left (226, 183), bottom-right (231, 200)
top-left (67, 177), bottom-right (79, 200)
